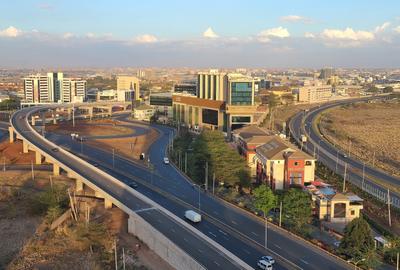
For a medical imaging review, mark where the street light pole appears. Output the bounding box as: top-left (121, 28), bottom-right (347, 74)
top-left (279, 201), bottom-right (283, 227)
top-left (112, 148), bottom-right (115, 168)
top-left (362, 162), bottom-right (365, 190)
top-left (264, 213), bottom-right (268, 249)
top-left (335, 150), bottom-right (339, 173)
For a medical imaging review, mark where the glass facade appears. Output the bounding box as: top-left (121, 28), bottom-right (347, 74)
top-left (150, 96), bottom-right (172, 106)
top-left (230, 82), bottom-right (252, 105)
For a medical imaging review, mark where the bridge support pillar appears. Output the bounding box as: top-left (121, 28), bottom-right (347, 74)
top-left (75, 179), bottom-right (83, 192)
top-left (53, 163), bottom-right (60, 176)
top-left (94, 190), bottom-right (104, 198)
top-left (22, 140), bottom-right (29, 153)
top-left (35, 151), bottom-right (42, 165)
top-left (31, 116), bottom-right (36, 126)
top-left (104, 198), bottom-right (113, 209)
top-left (8, 127), bottom-right (14, 143)
top-left (89, 107), bottom-right (93, 121)
top-left (127, 215), bottom-right (136, 234)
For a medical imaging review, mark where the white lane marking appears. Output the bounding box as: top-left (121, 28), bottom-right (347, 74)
top-left (171, 228), bottom-right (176, 233)
top-left (274, 244), bottom-right (282, 249)
top-left (183, 238), bottom-right (188, 243)
top-left (300, 259), bottom-right (309, 265)
top-left (251, 231), bottom-right (259, 236)
top-left (218, 229), bottom-right (227, 236)
top-left (208, 231), bottom-right (217, 237)
top-left (242, 248), bottom-right (251, 254)
top-left (214, 261), bottom-right (220, 267)
top-left (198, 249), bottom-right (204, 253)
top-left (231, 220), bottom-right (238, 225)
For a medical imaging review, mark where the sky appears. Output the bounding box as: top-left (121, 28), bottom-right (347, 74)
top-left (1, 0), bottom-right (400, 68)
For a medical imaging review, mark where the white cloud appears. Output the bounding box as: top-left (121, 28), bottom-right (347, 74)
top-left (86, 32), bottom-right (96, 38)
top-left (304, 32), bottom-right (315, 38)
top-left (63, 32), bottom-right (75, 39)
top-left (280, 15), bottom-right (312, 23)
top-left (0, 26), bottom-right (22, 38)
top-left (394, 26), bottom-right (400, 33)
top-left (320, 27), bottom-right (374, 47)
top-left (374, 22), bottom-right (391, 33)
top-left (134, 34), bottom-right (158, 43)
top-left (203, 27), bottom-right (218, 39)
top-left (257, 27), bottom-right (290, 42)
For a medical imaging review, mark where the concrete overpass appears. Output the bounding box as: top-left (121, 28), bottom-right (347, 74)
top-left (9, 105), bottom-right (251, 270)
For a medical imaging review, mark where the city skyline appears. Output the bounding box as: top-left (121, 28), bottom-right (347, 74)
top-left (1, 0), bottom-right (400, 68)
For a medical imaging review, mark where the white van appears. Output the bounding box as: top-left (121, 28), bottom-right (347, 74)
top-left (184, 210), bottom-right (201, 223)
top-left (257, 260), bottom-right (273, 270)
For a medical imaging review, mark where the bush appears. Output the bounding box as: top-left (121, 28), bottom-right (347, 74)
top-left (29, 184), bottom-right (68, 216)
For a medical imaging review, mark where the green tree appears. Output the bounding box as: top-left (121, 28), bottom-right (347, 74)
top-left (339, 217), bottom-right (379, 268)
top-left (282, 188), bottom-right (312, 231)
top-left (366, 86), bottom-right (379, 93)
top-left (253, 185), bottom-right (276, 217)
top-left (383, 86), bottom-right (394, 93)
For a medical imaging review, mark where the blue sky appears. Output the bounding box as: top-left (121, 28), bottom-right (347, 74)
top-left (1, 0), bottom-right (400, 68)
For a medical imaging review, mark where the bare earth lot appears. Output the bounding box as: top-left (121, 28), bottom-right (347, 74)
top-left (320, 101), bottom-right (400, 177)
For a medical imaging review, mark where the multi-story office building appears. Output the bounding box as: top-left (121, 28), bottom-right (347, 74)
top-left (197, 69), bottom-right (228, 101)
top-left (174, 83), bottom-right (197, 96)
top-left (319, 67), bottom-right (335, 80)
top-left (172, 70), bottom-right (257, 134)
top-left (24, 72), bottom-right (86, 104)
top-left (298, 84), bottom-right (332, 103)
top-left (62, 79), bottom-right (87, 103)
top-left (117, 75), bottom-right (140, 101)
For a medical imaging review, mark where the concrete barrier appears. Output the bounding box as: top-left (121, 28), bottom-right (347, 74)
top-left (128, 213), bottom-right (205, 270)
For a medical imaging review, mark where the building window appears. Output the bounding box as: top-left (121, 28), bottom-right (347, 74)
top-left (333, 203), bottom-right (346, 218)
top-left (231, 82), bottom-right (252, 105)
top-left (351, 210), bottom-right (355, 215)
top-left (294, 161), bottom-right (299, 166)
top-left (305, 161), bottom-right (312, 166)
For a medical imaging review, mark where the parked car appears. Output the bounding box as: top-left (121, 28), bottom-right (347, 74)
top-left (163, 157), bottom-right (170, 164)
top-left (260, 256), bottom-right (275, 265)
top-left (184, 210), bottom-right (201, 223)
top-left (257, 260), bottom-right (273, 270)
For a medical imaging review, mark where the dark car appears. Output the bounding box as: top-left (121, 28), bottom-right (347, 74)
top-left (128, 182), bottom-right (138, 189)
top-left (51, 147), bottom-right (59, 152)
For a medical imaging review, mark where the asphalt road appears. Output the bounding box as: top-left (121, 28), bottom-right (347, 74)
top-left (44, 114), bottom-right (354, 270)
top-left (289, 97), bottom-right (400, 209)
top-left (11, 107), bottom-right (245, 270)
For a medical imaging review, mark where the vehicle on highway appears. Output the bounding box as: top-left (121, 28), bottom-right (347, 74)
top-left (257, 259), bottom-right (273, 270)
top-left (128, 182), bottom-right (138, 189)
top-left (93, 163), bottom-right (99, 167)
top-left (260, 256), bottom-right (275, 265)
top-left (343, 153), bottom-right (348, 158)
top-left (140, 153), bottom-right (145, 160)
top-left (163, 157), bottom-right (169, 164)
top-left (51, 147), bottom-right (59, 152)
top-left (184, 210), bottom-right (201, 223)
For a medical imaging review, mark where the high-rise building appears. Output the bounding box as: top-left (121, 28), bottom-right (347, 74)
top-left (319, 68), bottom-right (334, 80)
top-left (24, 72), bottom-right (86, 103)
top-left (62, 79), bottom-right (87, 103)
top-left (117, 75), bottom-right (140, 100)
top-left (197, 69), bottom-right (228, 101)
top-left (174, 83), bottom-right (197, 96)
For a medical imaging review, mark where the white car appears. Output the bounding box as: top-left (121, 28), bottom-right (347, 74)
top-left (163, 157), bottom-right (170, 164)
top-left (184, 210), bottom-right (201, 223)
top-left (260, 256), bottom-right (275, 265)
top-left (257, 260), bottom-right (273, 270)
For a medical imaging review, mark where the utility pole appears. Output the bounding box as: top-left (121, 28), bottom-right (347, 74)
top-left (204, 162), bottom-right (208, 191)
top-left (72, 104), bottom-right (75, 128)
top-left (362, 162), bottom-right (365, 191)
top-left (372, 151), bottom-right (376, 167)
top-left (396, 252), bottom-right (399, 270)
top-left (31, 160), bottom-right (34, 180)
top-left (212, 172), bottom-right (215, 195)
top-left (80, 139), bottom-right (83, 154)
top-left (112, 148), bottom-right (115, 168)
top-left (185, 152), bottom-right (187, 174)
top-left (388, 189), bottom-right (392, 227)
top-left (114, 239), bottom-right (118, 270)
top-left (335, 150), bottom-right (339, 173)
top-left (264, 213), bottom-right (268, 249)
top-left (348, 139), bottom-right (352, 157)
top-left (198, 185), bottom-right (201, 212)
top-left (122, 248), bottom-right (126, 270)
top-left (343, 163), bottom-right (347, 193)
top-left (279, 201), bottom-right (282, 227)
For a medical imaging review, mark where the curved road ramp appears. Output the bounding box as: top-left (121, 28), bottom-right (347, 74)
top-left (10, 105), bottom-right (252, 270)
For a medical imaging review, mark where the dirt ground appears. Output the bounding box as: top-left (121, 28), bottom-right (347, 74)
top-left (0, 140), bottom-right (35, 164)
top-left (46, 119), bottom-right (133, 137)
top-left (320, 101), bottom-right (400, 177)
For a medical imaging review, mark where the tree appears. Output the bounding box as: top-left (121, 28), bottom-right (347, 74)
top-left (253, 185), bottom-right (276, 217)
top-left (282, 188), bottom-right (312, 231)
top-left (339, 217), bottom-right (379, 268)
top-left (383, 86), bottom-right (394, 93)
top-left (366, 86), bottom-right (379, 93)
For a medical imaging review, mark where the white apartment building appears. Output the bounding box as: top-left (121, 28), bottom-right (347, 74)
top-left (298, 84), bottom-right (332, 103)
top-left (23, 72), bottom-right (86, 104)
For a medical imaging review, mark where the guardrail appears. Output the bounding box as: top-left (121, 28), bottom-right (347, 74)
top-left (11, 106), bottom-right (252, 270)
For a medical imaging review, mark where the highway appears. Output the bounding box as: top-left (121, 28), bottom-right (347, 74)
top-left (289, 96), bottom-right (400, 209)
top-left (44, 113), bottom-right (354, 270)
top-left (11, 107), bottom-right (247, 270)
